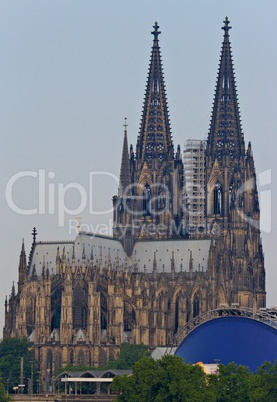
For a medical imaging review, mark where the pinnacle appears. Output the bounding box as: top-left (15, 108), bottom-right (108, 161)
top-left (118, 119), bottom-right (131, 196)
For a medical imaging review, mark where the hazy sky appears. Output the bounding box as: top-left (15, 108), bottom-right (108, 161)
top-left (0, 0), bottom-right (276, 332)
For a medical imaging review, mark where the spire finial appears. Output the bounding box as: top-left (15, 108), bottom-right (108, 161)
top-left (32, 227), bottom-right (37, 244)
top-left (77, 215), bottom-right (81, 234)
top-left (123, 117), bottom-right (128, 133)
top-left (151, 21), bottom-right (161, 41)
top-left (222, 17), bottom-right (231, 37)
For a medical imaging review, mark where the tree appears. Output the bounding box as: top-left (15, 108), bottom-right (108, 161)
top-left (111, 355), bottom-right (217, 401)
top-left (0, 378), bottom-right (12, 401)
top-left (213, 362), bottom-right (254, 402)
top-left (108, 343), bottom-right (150, 370)
top-left (57, 343), bottom-right (150, 374)
top-left (250, 361), bottom-right (277, 402)
top-left (0, 338), bottom-right (36, 394)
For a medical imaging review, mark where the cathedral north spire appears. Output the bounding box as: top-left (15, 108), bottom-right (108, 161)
top-left (114, 22), bottom-right (183, 244)
top-left (136, 21), bottom-right (173, 166)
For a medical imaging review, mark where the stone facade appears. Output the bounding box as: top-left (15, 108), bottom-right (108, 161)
top-left (4, 19), bottom-right (266, 386)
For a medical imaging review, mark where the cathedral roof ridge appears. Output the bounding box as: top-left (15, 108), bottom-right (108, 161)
top-left (136, 237), bottom-right (210, 244)
top-left (36, 240), bottom-right (74, 245)
top-left (77, 231), bottom-right (119, 242)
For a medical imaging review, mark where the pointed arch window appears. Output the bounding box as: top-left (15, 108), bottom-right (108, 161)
top-left (124, 301), bottom-right (136, 332)
top-left (55, 352), bottom-right (62, 370)
top-left (73, 283), bottom-right (88, 329)
top-left (73, 283), bottom-right (82, 329)
top-left (193, 293), bottom-right (200, 318)
top-left (46, 349), bottom-right (52, 376)
top-left (229, 183), bottom-right (234, 210)
top-left (157, 186), bottom-right (167, 211)
top-left (100, 292), bottom-right (107, 330)
top-left (174, 295), bottom-right (180, 334)
top-left (69, 350), bottom-right (74, 365)
top-left (152, 78), bottom-right (160, 93)
top-left (99, 349), bottom-right (107, 365)
top-left (83, 307), bottom-right (87, 328)
top-left (51, 307), bottom-right (61, 331)
top-left (214, 182), bottom-right (223, 215)
top-left (143, 184), bottom-right (151, 216)
top-left (157, 294), bottom-right (162, 311)
top-left (118, 200), bottom-right (124, 224)
top-left (77, 350), bottom-right (85, 365)
top-left (101, 312), bottom-right (107, 330)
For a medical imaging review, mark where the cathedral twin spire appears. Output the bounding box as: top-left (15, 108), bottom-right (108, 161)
top-left (115, 22), bottom-right (183, 245)
top-left (116, 18), bottom-right (259, 246)
top-left (136, 22), bottom-right (173, 165)
top-left (207, 17), bottom-right (245, 167)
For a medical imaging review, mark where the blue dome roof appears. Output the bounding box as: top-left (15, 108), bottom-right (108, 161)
top-left (175, 316), bottom-right (277, 372)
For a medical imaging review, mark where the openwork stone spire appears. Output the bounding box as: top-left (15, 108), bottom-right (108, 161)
top-left (207, 17), bottom-right (245, 166)
top-left (136, 22), bottom-right (173, 165)
top-left (118, 118), bottom-right (131, 196)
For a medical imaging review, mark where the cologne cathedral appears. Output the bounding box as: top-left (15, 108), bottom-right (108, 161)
top-left (4, 18), bottom-right (266, 381)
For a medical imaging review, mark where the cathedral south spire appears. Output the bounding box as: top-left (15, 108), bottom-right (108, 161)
top-left (205, 18), bottom-right (265, 309)
top-left (206, 17), bottom-right (247, 227)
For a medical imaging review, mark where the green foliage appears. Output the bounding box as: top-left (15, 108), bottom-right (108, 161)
top-left (107, 343), bottom-right (150, 370)
top-left (0, 378), bottom-right (12, 401)
top-left (111, 357), bottom-right (277, 402)
top-left (214, 362), bottom-right (254, 402)
top-left (0, 337), bottom-right (35, 394)
top-left (111, 355), bottom-right (216, 402)
top-left (250, 361), bottom-right (277, 402)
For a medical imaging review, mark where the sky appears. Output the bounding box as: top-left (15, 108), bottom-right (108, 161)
top-left (0, 0), bottom-right (276, 332)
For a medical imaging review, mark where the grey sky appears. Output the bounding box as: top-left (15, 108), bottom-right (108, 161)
top-left (0, 0), bottom-right (276, 331)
